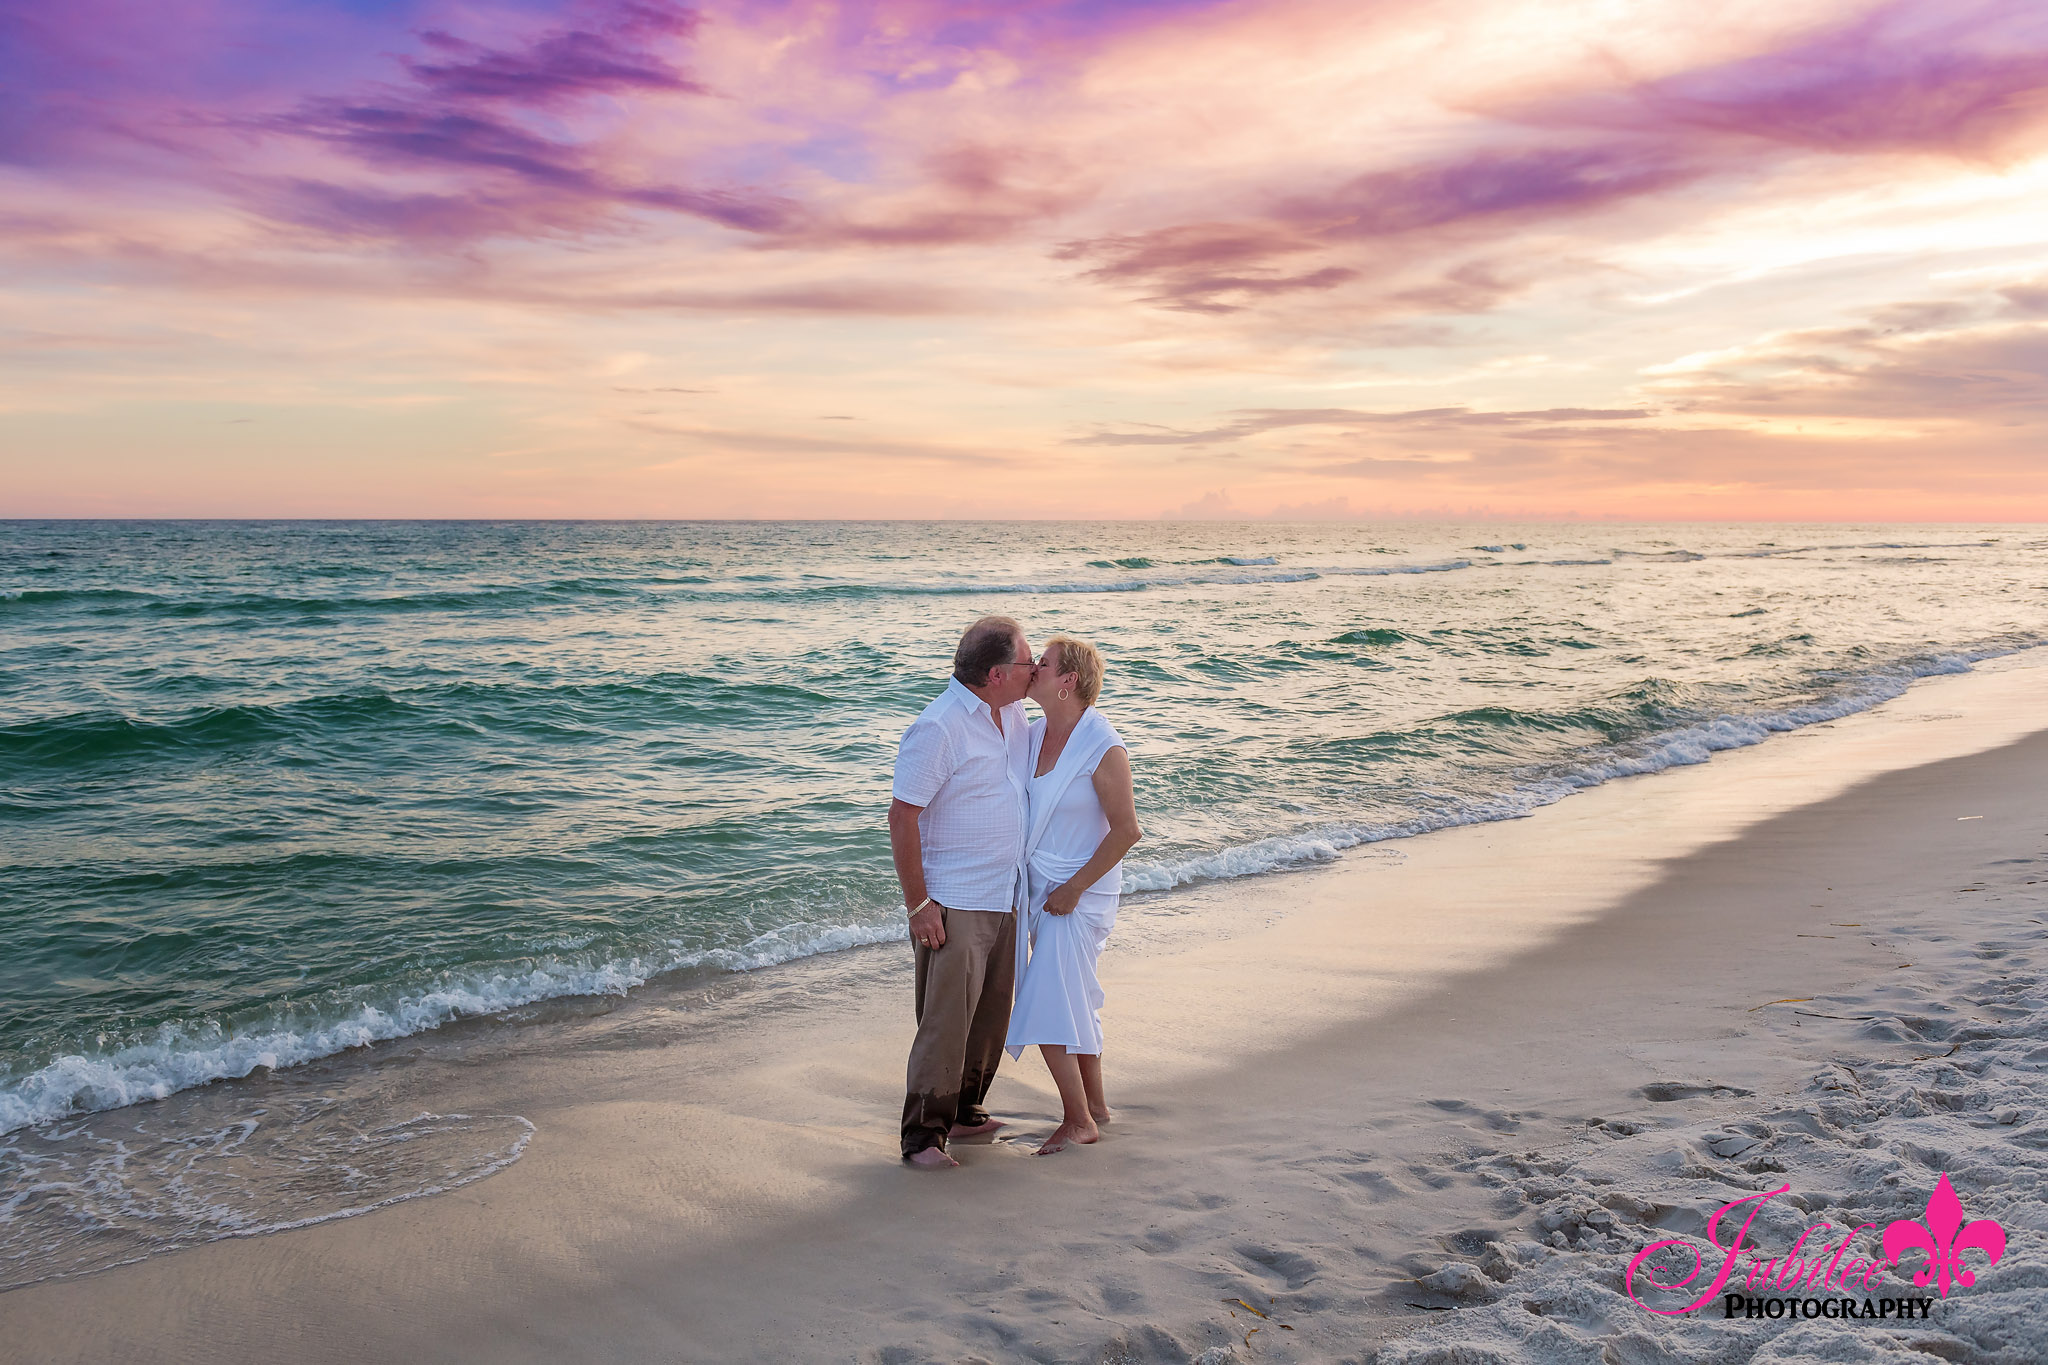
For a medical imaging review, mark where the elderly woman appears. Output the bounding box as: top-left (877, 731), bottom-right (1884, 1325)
top-left (1004, 634), bottom-right (1142, 1155)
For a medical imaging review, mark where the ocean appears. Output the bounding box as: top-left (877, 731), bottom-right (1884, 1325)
top-left (3, 518), bottom-right (2044, 1149)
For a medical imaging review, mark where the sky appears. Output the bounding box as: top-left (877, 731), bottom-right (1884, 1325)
top-left (3, 0), bottom-right (2046, 520)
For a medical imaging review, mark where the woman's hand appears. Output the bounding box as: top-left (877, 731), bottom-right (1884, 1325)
top-left (1044, 880), bottom-right (1082, 917)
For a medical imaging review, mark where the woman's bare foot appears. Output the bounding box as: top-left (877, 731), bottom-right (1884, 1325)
top-left (948, 1116), bottom-right (1005, 1141)
top-left (1089, 1104), bottom-right (1114, 1125)
top-left (906, 1146), bottom-right (960, 1168)
top-left (1034, 1119), bottom-right (1100, 1155)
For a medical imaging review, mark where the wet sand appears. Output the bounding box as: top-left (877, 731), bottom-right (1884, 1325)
top-left (6, 657), bottom-right (2048, 1363)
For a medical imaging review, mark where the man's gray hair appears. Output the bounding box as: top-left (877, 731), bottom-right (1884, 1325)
top-left (953, 615), bottom-right (1023, 687)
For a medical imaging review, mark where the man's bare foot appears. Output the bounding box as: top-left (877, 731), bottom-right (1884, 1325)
top-left (1034, 1120), bottom-right (1100, 1155)
top-left (948, 1117), bottom-right (1005, 1140)
top-left (906, 1146), bottom-right (959, 1168)
top-left (1089, 1105), bottom-right (1114, 1125)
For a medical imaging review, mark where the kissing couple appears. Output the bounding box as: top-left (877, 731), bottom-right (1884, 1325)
top-left (888, 616), bottom-right (1142, 1165)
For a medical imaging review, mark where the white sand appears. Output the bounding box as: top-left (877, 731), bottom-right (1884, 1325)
top-left (5, 657), bottom-right (2048, 1363)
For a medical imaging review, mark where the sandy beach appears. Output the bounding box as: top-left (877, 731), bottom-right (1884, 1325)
top-left (7, 656), bottom-right (2048, 1364)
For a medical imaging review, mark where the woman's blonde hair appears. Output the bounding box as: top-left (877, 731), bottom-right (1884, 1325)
top-left (1045, 633), bottom-right (1105, 705)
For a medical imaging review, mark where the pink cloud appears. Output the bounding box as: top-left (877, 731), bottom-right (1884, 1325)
top-left (1072, 406), bottom-right (1654, 445)
top-left (1052, 222), bottom-right (1346, 312)
top-left (1666, 321), bottom-right (2048, 420)
top-left (630, 420), bottom-right (1023, 467)
top-left (768, 142), bottom-right (1091, 248)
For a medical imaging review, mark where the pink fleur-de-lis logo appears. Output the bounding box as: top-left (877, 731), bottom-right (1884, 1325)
top-left (1883, 1173), bottom-right (2006, 1297)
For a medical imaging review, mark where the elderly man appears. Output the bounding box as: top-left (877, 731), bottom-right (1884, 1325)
top-left (888, 615), bottom-right (1037, 1167)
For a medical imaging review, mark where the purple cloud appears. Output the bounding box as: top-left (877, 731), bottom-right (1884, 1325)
top-left (403, 4), bottom-right (705, 106)
top-left (265, 96), bottom-right (796, 239)
top-left (1616, 0), bottom-right (2048, 156)
top-left (2003, 285), bottom-right (2048, 317)
top-left (232, 1), bottom-right (807, 243)
top-left (275, 176), bottom-right (793, 242)
top-left (1057, 222), bottom-right (1321, 280)
top-left (1059, 142), bottom-right (1700, 312)
top-left (1054, 222), bottom-right (1360, 311)
top-left (278, 102), bottom-right (596, 184)
top-left (1292, 143), bottom-right (1696, 240)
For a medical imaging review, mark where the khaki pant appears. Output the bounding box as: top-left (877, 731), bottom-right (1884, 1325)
top-left (902, 905), bottom-right (1017, 1157)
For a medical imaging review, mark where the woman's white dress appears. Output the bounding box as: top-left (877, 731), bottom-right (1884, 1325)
top-left (1004, 709), bottom-right (1125, 1058)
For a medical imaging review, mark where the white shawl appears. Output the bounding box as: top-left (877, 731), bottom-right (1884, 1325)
top-left (1023, 707), bottom-right (1124, 884)
top-left (1013, 707), bottom-right (1123, 995)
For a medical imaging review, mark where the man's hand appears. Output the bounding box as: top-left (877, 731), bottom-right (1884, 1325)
top-left (1043, 880), bottom-right (1082, 917)
top-left (889, 798), bottom-right (943, 949)
top-left (909, 901), bottom-right (947, 950)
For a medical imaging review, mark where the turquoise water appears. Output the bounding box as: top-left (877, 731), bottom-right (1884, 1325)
top-left (3, 520), bottom-right (2045, 1134)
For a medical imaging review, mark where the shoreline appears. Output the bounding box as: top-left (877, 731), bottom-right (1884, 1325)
top-left (5, 656), bottom-right (2048, 1361)
top-left (2, 639), bottom-right (2029, 1139)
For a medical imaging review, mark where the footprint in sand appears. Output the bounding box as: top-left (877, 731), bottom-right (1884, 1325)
top-left (1234, 1243), bottom-right (1320, 1289)
top-left (1636, 1080), bottom-right (1753, 1102)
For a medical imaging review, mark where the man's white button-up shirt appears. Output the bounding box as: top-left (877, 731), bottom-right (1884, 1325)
top-left (891, 677), bottom-right (1028, 913)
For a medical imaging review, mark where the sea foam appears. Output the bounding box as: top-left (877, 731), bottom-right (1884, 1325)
top-left (1120, 647), bottom-right (2006, 894)
top-left (0, 920), bottom-right (910, 1135)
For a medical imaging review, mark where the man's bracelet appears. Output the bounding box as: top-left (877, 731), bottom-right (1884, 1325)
top-left (906, 896), bottom-right (934, 917)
